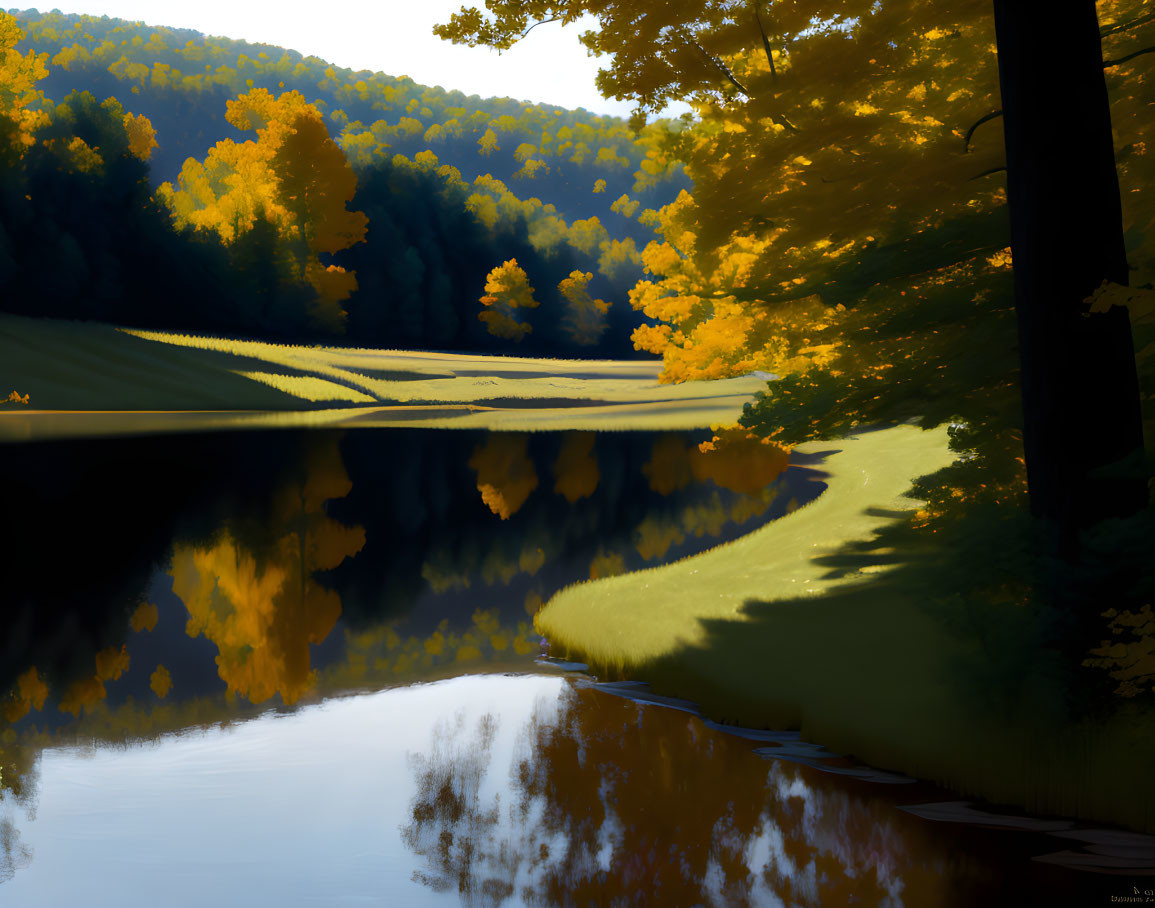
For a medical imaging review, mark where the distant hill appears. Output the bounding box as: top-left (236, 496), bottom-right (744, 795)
top-left (4, 9), bottom-right (695, 356)
top-left (12, 9), bottom-right (689, 247)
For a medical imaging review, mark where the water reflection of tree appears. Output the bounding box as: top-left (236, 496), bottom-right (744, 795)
top-left (171, 436), bottom-right (365, 705)
top-left (402, 684), bottom-right (963, 907)
top-left (0, 815), bottom-right (32, 884)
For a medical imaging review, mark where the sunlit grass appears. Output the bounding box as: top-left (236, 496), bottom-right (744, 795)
top-left (234, 371), bottom-right (377, 403)
top-left (122, 324), bottom-right (764, 405)
top-left (537, 423), bottom-right (1155, 832)
top-left (537, 424), bottom-right (958, 668)
top-left (0, 315), bottom-right (766, 439)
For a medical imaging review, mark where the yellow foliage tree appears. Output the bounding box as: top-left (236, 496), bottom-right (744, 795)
top-left (0, 12), bottom-right (49, 163)
top-left (477, 127), bottom-right (500, 156)
top-left (121, 110), bottom-right (156, 160)
top-left (557, 270), bottom-right (610, 346)
top-left (158, 88), bottom-right (368, 331)
top-left (479, 258), bottom-right (540, 341)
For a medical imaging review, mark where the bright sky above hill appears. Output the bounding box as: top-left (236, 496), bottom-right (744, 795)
top-left (46, 1), bottom-right (688, 119)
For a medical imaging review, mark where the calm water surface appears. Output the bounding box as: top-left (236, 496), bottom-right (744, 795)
top-left (0, 429), bottom-right (1127, 904)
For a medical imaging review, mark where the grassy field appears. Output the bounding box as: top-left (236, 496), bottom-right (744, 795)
top-left (0, 315), bottom-right (767, 439)
top-left (537, 423), bottom-right (1155, 833)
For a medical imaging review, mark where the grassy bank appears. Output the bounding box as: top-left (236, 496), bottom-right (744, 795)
top-left (0, 314), bottom-right (766, 438)
top-left (537, 424), bottom-right (1155, 833)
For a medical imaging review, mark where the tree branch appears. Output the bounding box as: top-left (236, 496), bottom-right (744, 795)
top-left (521, 17), bottom-right (561, 39)
top-left (963, 109), bottom-right (1003, 151)
top-left (1103, 44), bottom-right (1155, 67)
top-left (1100, 11), bottom-right (1155, 38)
top-left (968, 165), bottom-right (1007, 181)
top-left (683, 29), bottom-right (752, 96)
top-left (753, 2), bottom-right (777, 82)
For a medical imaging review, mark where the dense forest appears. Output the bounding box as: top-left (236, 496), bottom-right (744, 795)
top-left (1, 8), bottom-right (691, 355)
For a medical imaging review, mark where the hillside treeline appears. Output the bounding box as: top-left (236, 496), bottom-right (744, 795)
top-left (1, 10), bottom-right (690, 355)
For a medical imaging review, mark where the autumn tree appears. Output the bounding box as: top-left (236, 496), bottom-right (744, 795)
top-left (159, 89), bottom-right (368, 332)
top-left (437, 0), bottom-right (1155, 539)
top-left (557, 269), bottom-right (609, 345)
top-left (0, 12), bottom-right (49, 165)
top-left (478, 258), bottom-right (540, 340)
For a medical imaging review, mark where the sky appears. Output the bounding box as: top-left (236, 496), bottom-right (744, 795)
top-left (40, 0), bottom-right (683, 119)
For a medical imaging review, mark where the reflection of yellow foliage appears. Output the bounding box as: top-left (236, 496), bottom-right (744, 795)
top-left (59, 676), bottom-right (105, 717)
top-left (323, 613), bottom-right (541, 691)
top-left (472, 609), bottom-right (501, 638)
top-left (729, 489), bottom-right (777, 525)
top-left (634, 516), bottom-right (686, 562)
top-left (681, 495), bottom-right (729, 539)
top-left (481, 547), bottom-right (520, 586)
top-left (469, 434), bottom-right (539, 519)
top-left (170, 437), bottom-right (364, 705)
top-left (17, 667), bottom-right (47, 711)
top-left (150, 664), bottom-right (172, 699)
top-left (4, 667), bottom-right (48, 723)
top-left (95, 645), bottom-right (130, 681)
top-left (480, 540), bottom-right (547, 587)
top-left (425, 631), bottom-right (446, 656)
top-left (421, 557), bottom-right (471, 594)
top-left (553, 432), bottom-right (600, 502)
top-left (130, 601), bottom-right (159, 633)
top-left (512, 633), bottom-right (537, 656)
top-left (519, 543), bottom-right (546, 576)
top-left (590, 548), bottom-right (625, 580)
top-left (524, 590), bottom-right (543, 616)
top-left (693, 426), bottom-right (790, 494)
top-left (644, 428), bottom-right (790, 498)
top-left (643, 435), bottom-right (693, 495)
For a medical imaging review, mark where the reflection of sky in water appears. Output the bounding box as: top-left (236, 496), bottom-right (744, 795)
top-left (2, 676), bottom-right (563, 906)
top-left (0, 672), bottom-right (1125, 905)
top-left (5, 673), bottom-right (919, 907)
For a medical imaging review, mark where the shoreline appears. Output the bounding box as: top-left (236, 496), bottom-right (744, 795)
top-left (536, 424), bottom-right (1155, 836)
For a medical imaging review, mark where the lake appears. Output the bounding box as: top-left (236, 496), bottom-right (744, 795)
top-left (0, 428), bottom-right (1132, 904)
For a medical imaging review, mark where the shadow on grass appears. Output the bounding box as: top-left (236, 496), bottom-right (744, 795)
top-left (585, 497), bottom-right (1155, 834)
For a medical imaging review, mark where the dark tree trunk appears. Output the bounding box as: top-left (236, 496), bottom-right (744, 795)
top-left (992, 0), bottom-right (1147, 549)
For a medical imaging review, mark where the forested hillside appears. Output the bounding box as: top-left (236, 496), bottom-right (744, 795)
top-left (1, 9), bottom-right (690, 354)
